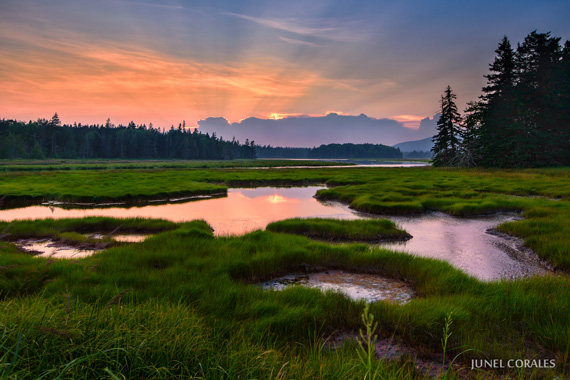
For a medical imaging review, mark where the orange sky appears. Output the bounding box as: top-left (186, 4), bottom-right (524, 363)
top-left (2, 0), bottom-right (568, 130)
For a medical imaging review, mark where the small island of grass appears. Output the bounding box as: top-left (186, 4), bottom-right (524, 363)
top-left (266, 218), bottom-right (411, 242)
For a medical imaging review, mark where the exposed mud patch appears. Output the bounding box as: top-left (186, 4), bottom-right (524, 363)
top-left (325, 332), bottom-right (465, 379)
top-left (89, 233), bottom-right (149, 243)
top-left (261, 270), bottom-right (415, 304)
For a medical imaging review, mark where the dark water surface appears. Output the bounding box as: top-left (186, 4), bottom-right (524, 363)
top-left (2, 186), bottom-right (550, 280)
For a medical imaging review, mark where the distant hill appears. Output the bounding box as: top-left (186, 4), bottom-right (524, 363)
top-left (198, 113), bottom-right (438, 147)
top-left (393, 137), bottom-right (434, 152)
top-left (256, 143), bottom-right (402, 159)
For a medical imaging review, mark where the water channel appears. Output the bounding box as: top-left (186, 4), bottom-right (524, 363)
top-left (1, 186), bottom-right (550, 280)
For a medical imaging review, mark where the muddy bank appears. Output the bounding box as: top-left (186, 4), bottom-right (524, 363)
top-left (261, 270), bottom-right (416, 304)
top-left (325, 333), bottom-right (464, 379)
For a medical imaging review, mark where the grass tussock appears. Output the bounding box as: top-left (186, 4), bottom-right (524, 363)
top-left (266, 218), bottom-right (412, 242)
top-left (0, 217), bottom-right (179, 241)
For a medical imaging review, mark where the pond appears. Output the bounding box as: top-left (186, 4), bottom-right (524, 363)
top-left (1, 186), bottom-right (550, 280)
top-left (261, 271), bottom-right (415, 304)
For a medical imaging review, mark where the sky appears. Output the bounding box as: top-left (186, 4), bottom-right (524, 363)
top-left (1, 0), bottom-right (569, 140)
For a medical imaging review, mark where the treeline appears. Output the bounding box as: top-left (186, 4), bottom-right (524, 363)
top-left (0, 116), bottom-right (256, 160)
top-left (402, 150), bottom-right (432, 159)
top-left (255, 146), bottom-right (309, 159)
top-left (256, 143), bottom-right (402, 159)
top-left (432, 31), bottom-right (570, 168)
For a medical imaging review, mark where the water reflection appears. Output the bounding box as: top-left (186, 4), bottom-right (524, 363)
top-left (261, 160), bottom-right (430, 169)
top-left (376, 212), bottom-right (551, 281)
top-left (16, 239), bottom-right (99, 259)
top-left (0, 187), bottom-right (552, 280)
top-left (0, 187), bottom-right (359, 236)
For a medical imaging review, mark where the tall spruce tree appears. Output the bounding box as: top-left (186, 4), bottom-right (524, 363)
top-left (560, 41), bottom-right (570, 165)
top-left (457, 31), bottom-right (569, 168)
top-left (476, 36), bottom-right (517, 167)
top-left (457, 101), bottom-right (483, 167)
top-left (431, 86), bottom-right (462, 166)
top-left (515, 31), bottom-right (568, 166)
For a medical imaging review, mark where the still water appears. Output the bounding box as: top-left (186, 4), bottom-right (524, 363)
top-left (1, 187), bottom-right (358, 236)
top-left (376, 212), bottom-right (550, 281)
top-left (1, 186), bottom-right (550, 280)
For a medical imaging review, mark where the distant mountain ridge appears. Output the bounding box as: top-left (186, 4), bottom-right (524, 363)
top-left (393, 137), bottom-right (434, 152)
top-left (197, 113), bottom-right (437, 147)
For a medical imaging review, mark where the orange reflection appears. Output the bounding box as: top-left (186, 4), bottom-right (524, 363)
top-left (0, 187), bottom-right (359, 236)
top-left (267, 194), bottom-right (289, 203)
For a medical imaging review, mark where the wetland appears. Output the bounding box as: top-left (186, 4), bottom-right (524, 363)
top-left (1, 162), bottom-right (570, 379)
top-left (2, 186), bottom-right (551, 280)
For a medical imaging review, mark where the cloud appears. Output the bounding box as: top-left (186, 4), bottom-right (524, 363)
top-left (279, 35), bottom-right (319, 47)
top-left (0, 26), bottom-right (336, 125)
top-left (223, 12), bottom-right (365, 42)
top-left (391, 114), bottom-right (427, 129)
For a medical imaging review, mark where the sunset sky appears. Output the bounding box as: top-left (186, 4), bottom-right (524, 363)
top-left (1, 0), bottom-right (569, 131)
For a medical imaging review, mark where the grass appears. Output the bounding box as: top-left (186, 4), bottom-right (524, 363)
top-left (266, 218), bottom-right (411, 242)
top-left (2, 165), bottom-right (568, 270)
top-left (0, 217), bottom-right (179, 241)
top-left (1, 164), bottom-right (570, 378)
top-left (0, 216), bottom-right (568, 378)
top-left (0, 158), bottom-right (352, 172)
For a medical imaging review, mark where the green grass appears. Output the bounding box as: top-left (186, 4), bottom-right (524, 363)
top-left (1, 164), bottom-right (570, 378)
top-left (0, 217), bottom-right (568, 378)
top-left (0, 158), bottom-right (352, 172)
top-left (0, 217), bottom-right (179, 241)
top-left (266, 218), bottom-right (411, 242)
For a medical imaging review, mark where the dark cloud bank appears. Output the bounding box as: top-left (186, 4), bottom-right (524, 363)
top-left (197, 113), bottom-right (437, 147)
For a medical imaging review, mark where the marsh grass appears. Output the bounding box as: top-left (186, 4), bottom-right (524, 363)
top-left (266, 218), bottom-right (411, 242)
top-left (1, 165), bottom-right (570, 378)
top-left (0, 296), bottom-right (423, 379)
top-left (0, 217), bottom-right (178, 241)
top-left (3, 166), bottom-right (569, 269)
top-left (0, 158), bottom-right (351, 172)
top-left (0, 216), bottom-right (568, 378)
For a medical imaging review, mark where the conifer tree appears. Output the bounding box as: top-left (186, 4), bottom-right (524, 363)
top-left (457, 101), bottom-right (483, 167)
top-left (476, 36), bottom-right (517, 167)
top-left (431, 86), bottom-right (462, 166)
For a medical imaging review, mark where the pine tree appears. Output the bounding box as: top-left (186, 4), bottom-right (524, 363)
top-left (50, 112), bottom-right (62, 127)
top-left (514, 31), bottom-right (563, 166)
top-left (457, 101), bottom-right (483, 167)
top-left (431, 86), bottom-right (462, 166)
top-left (477, 36), bottom-right (517, 167)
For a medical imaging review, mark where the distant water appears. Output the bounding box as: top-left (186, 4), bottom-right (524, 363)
top-left (264, 160), bottom-right (430, 169)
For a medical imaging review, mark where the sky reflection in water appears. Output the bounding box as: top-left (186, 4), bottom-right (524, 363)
top-left (1, 187), bottom-right (550, 280)
top-left (1, 187), bottom-right (358, 236)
